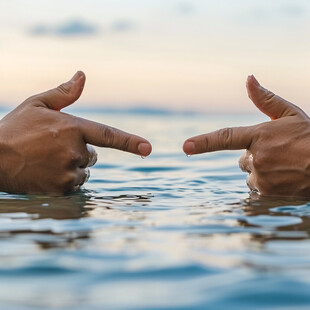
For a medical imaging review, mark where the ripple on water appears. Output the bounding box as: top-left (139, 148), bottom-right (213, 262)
top-left (203, 173), bottom-right (245, 181)
top-left (0, 217), bottom-right (110, 234)
top-left (127, 166), bottom-right (184, 172)
top-left (270, 204), bottom-right (310, 217)
top-left (244, 215), bottom-right (302, 228)
top-left (0, 113), bottom-right (309, 309)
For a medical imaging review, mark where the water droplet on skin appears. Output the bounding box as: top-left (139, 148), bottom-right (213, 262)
top-left (186, 154), bottom-right (191, 158)
top-left (141, 156), bottom-right (145, 159)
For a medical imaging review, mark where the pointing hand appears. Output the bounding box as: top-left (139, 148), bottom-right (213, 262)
top-left (0, 71), bottom-right (152, 194)
top-left (183, 75), bottom-right (310, 197)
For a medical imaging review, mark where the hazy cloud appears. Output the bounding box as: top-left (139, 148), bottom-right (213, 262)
top-left (176, 2), bottom-right (194, 15)
top-left (252, 4), bottom-right (307, 19)
top-left (233, 3), bottom-right (308, 26)
top-left (30, 19), bottom-right (137, 37)
top-left (30, 20), bottom-right (98, 37)
top-left (278, 4), bottom-right (307, 17)
top-left (250, 3), bottom-right (305, 19)
top-left (111, 20), bottom-right (136, 32)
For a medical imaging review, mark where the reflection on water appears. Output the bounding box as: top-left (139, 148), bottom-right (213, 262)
top-left (0, 112), bottom-right (309, 309)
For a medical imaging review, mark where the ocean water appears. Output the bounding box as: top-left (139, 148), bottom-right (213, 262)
top-left (0, 110), bottom-right (310, 310)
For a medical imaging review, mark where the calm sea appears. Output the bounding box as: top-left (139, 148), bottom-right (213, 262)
top-left (0, 110), bottom-right (310, 310)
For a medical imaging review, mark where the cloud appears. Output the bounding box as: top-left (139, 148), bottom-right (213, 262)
top-left (251, 4), bottom-right (307, 19)
top-left (30, 20), bottom-right (98, 37)
top-left (279, 4), bottom-right (307, 17)
top-left (111, 20), bottom-right (136, 32)
top-left (233, 3), bottom-right (308, 26)
top-left (176, 2), bottom-right (194, 15)
top-left (29, 19), bottom-right (137, 37)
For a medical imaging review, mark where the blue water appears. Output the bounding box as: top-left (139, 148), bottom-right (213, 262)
top-left (0, 111), bottom-right (310, 310)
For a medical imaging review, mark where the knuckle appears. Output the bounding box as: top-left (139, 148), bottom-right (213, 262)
top-left (203, 135), bottom-right (209, 151)
top-left (254, 123), bottom-right (271, 140)
top-left (121, 135), bottom-right (131, 152)
top-left (21, 95), bottom-right (43, 108)
top-left (84, 168), bottom-right (90, 183)
top-left (101, 126), bottom-right (116, 147)
top-left (238, 152), bottom-right (248, 172)
top-left (57, 83), bottom-right (71, 96)
top-left (246, 174), bottom-right (253, 189)
top-left (218, 127), bottom-right (233, 149)
top-left (61, 149), bottom-right (79, 167)
top-left (60, 172), bottom-right (76, 191)
top-left (294, 118), bottom-right (309, 131)
top-left (24, 94), bottom-right (38, 104)
top-left (65, 117), bottom-right (80, 132)
top-left (74, 153), bottom-right (84, 165)
top-left (88, 152), bottom-right (98, 167)
top-left (264, 90), bottom-right (275, 103)
top-left (86, 145), bottom-right (98, 164)
top-left (58, 117), bottom-right (80, 136)
top-left (57, 83), bottom-right (76, 101)
top-left (246, 173), bottom-right (260, 192)
top-left (252, 152), bottom-right (266, 170)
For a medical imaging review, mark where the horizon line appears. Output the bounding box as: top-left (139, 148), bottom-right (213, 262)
top-left (0, 104), bottom-right (260, 115)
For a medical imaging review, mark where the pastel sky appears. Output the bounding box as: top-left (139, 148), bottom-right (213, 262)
top-left (0, 0), bottom-right (309, 112)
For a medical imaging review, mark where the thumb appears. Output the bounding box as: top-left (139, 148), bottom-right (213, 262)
top-left (246, 75), bottom-right (304, 120)
top-left (31, 71), bottom-right (86, 111)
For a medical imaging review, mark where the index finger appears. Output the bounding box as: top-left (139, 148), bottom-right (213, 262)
top-left (77, 118), bottom-right (152, 156)
top-left (183, 125), bottom-right (257, 155)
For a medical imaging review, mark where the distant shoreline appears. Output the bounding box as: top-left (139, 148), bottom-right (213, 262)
top-left (0, 104), bottom-right (262, 116)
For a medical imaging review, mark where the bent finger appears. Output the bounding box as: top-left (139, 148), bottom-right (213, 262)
top-left (183, 125), bottom-right (257, 155)
top-left (75, 167), bottom-right (90, 188)
top-left (86, 145), bottom-right (98, 167)
top-left (239, 150), bottom-right (254, 173)
top-left (246, 173), bottom-right (259, 192)
top-left (77, 144), bottom-right (98, 168)
top-left (77, 118), bottom-right (152, 157)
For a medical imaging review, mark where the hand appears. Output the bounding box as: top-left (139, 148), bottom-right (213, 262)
top-left (183, 75), bottom-right (310, 197)
top-left (0, 71), bottom-right (152, 194)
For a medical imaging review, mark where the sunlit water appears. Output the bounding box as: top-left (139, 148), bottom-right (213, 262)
top-left (1, 110), bottom-right (310, 310)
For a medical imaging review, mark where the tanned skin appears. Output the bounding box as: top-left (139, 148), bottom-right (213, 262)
top-left (0, 71), bottom-right (152, 194)
top-left (184, 75), bottom-right (310, 198)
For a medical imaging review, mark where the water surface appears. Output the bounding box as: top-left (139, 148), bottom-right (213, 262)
top-left (0, 111), bottom-right (309, 310)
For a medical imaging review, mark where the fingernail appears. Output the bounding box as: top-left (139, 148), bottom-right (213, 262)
top-left (252, 75), bottom-right (260, 86)
top-left (138, 143), bottom-right (152, 156)
top-left (183, 141), bottom-right (195, 155)
top-left (70, 71), bottom-right (84, 82)
top-left (248, 74), bottom-right (260, 87)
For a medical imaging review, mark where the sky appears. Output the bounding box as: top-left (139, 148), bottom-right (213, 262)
top-left (0, 0), bottom-right (309, 112)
